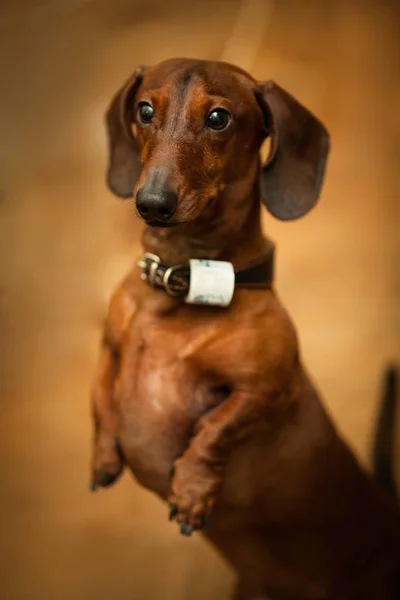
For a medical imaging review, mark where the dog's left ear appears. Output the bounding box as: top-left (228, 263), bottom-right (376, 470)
top-left (105, 66), bottom-right (147, 198)
top-left (256, 81), bottom-right (330, 221)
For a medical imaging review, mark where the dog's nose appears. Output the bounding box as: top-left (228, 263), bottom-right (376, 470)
top-left (136, 187), bottom-right (178, 222)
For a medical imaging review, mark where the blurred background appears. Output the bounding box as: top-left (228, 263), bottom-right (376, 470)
top-left (0, 0), bottom-right (399, 598)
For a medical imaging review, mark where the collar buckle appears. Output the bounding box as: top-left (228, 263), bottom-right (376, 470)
top-left (137, 252), bottom-right (160, 287)
top-left (163, 264), bottom-right (187, 296)
top-left (137, 253), bottom-right (186, 295)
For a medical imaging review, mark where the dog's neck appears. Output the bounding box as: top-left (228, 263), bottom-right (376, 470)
top-left (141, 187), bottom-right (266, 267)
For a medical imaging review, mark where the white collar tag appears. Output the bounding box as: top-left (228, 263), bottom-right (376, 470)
top-left (185, 259), bottom-right (235, 307)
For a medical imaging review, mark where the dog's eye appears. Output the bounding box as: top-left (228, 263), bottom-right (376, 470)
top-left (137, 102), bottom-right (154, 125)
top-left (206, 108), bottom-right (231, 131)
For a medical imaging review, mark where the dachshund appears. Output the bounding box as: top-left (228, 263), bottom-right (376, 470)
top-left (90, 58), bottom-right (400, 600)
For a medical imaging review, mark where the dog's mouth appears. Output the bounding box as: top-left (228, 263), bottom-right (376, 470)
top-left (145, 220), bottom-right (180, 228)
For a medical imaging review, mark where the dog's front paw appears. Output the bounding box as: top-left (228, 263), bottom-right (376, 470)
top-left (90, 435), bottom-right (124, 491)
top-left (167, 455), bottom-right (221, 535)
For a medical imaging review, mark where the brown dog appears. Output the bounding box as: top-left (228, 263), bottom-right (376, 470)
top-left (90, 58), bottom-right (400, 599)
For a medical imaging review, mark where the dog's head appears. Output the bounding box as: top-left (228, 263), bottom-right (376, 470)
top-left (105, 58), bottom-right (329, 227)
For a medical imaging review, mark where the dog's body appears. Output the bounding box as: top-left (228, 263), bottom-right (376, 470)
top-left (91, 59), bottom-right (400, 599)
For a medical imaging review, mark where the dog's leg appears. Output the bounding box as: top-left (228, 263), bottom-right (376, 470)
top-left (90, 285), bottom-right (136, 490)
top-left (168, 391), bottom-right (267, 533)
top-left (90, 342), bottom-right (123, 489)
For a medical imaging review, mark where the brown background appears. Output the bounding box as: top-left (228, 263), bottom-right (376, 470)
top-left (0, 1), bottom-right (399, 599)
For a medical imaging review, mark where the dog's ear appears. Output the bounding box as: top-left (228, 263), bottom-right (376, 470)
top-left (256, 81), bottom-right (329, 221)
top-left (105, 66), bottom-right (147, 198)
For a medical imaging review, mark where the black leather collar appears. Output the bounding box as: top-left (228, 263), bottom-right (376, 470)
top-left (137, 239), bottom-right (274, 298)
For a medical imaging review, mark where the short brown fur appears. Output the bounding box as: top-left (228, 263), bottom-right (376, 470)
top-left (91, 59), bottom-right (400, 600)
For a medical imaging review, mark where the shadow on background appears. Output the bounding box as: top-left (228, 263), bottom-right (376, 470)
top-left (0, 0), bottom-right (399, 598)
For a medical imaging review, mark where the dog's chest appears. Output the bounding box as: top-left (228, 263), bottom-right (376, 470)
top-left (116, 305), bottom-right (232, 489)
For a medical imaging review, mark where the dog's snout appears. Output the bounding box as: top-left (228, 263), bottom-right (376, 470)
top-left (136, 187), bottom-right (178, 223)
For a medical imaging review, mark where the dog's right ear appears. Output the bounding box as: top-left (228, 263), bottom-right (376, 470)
top-left (105, 66), bottom-right (146, 198)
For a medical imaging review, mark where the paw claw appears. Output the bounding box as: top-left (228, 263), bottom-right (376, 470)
top-left (89, 480), bottom-right (97, 492)
top-left (168, 504), bottom-right (178, 521)
top-left (180, 522), bottom-right (194, 537)
top-left (97, 471), bottom-right (118, 488)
